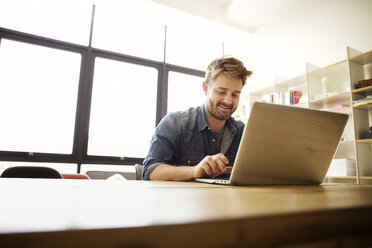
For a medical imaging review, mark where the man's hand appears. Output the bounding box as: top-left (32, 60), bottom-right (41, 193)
top-left (193, 153), bottom-right (232, 178)
top-left (149, 153), bottom-right (232, 181)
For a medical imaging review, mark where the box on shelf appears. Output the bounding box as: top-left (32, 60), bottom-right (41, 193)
top-left (355, 78), bottom-right (372, 89)
top-left (327, 159), bottom-right (356, 177)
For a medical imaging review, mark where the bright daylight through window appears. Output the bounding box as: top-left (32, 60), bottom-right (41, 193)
top-left (0, 39), bottom-right (81, 154)
top-left (167, 72), bottom-right (205, 113)
top-left (88, 58), bottom-right (158, 158)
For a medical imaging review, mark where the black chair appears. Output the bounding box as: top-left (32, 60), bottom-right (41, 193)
top-left (0, 166), bottom-right (63, 179)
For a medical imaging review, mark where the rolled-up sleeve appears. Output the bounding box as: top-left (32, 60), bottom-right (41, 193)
top-left (142, 113), bottom-right (181, 180)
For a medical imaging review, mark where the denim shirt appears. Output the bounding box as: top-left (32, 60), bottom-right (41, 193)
top-left (142, 105), bottom-right (245, 180)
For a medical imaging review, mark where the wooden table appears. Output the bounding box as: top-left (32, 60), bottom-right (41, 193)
top-left (0, 179), bottom-right (372, 248)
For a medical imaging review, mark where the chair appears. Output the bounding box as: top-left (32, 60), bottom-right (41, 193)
top-left (61, 174), bottom-right (90, 180)
top-left (135, 164), bottom-right (144, 180)
top-left (85, 164), bottom-right (144, 180)
top-left (0, 166), bottom-right (63, 179)
top-left (86, 170), bottom-right (136, 180)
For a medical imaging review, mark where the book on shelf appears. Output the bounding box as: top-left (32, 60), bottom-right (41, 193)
top-left (320, 104), bottom-right (349, 111)
top-left (262, 93), bottom-right (275, 103)
top-left (353, 97), bottom-right (372, 107)
top-left (276, 90), bottom-right (303, 105)
top-left (275, 92), bottom-right (286, 105)
top-left (291, 90), bottom-right (302, 105)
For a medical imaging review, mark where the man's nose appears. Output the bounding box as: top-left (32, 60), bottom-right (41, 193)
top-left (222, 94), bottom-right (233, 105)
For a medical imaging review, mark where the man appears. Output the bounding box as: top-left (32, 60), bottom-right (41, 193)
top-left (143, 57), bottom-right (252, 181)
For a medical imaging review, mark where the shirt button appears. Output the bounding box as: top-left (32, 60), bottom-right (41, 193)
top-left (187, 160), bottom-right (191, 164)
top-left (212, 139), bottom-right (216, 142)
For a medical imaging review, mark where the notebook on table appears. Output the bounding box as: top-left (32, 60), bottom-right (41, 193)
top-left (195, 102), bottom-right (349, 186)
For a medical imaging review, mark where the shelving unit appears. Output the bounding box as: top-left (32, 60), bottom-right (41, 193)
top-left (247, 47), bottom-right (372, 184)
top-left (349, 48), bottom-right (372, 184)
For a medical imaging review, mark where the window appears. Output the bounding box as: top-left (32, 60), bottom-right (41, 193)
top-left (87, 57), bottom-right (158, 158)
top-left (0, 0), bottom-right (92, 45)
top-left (167, 71), bottom-right (205, 113)
top-left (92, 1), bottom-right (166, 61)
top-left (0, 39), bottom-right (81, 154)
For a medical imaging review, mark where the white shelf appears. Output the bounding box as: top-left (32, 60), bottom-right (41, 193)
top-left (308, 60), bottom-right (348, 78)
top-left (309, 92), bottom-right (351, 107)
top-left (350, 50), bottom-right (372, 65)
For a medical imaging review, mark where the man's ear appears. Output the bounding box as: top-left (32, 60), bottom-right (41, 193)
top-left (202, 81), bottom-right (208, 96)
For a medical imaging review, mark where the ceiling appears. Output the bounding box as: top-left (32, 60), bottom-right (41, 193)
top-left (150, 0), bottom-right (311, 34)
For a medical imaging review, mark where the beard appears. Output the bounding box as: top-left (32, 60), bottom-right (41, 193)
top-left (206, 99), bottom-right (237, 121)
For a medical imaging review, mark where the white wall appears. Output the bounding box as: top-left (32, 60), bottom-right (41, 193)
top-left (231, 0), bottom-right (372, 88)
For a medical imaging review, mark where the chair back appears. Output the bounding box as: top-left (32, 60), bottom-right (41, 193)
top-left (1, 166), bottom-right (63, 179)
top-left (62, 174), bottom-right (90, 179)
top-left (86, 170), bottom-right (136, 180)
top-left (135, 164), bottom-right (144, 180)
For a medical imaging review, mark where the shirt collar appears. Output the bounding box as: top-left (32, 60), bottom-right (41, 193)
top-left (198, 105), bottom-right (209, 131)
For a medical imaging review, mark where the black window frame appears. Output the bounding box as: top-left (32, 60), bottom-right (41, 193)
top-left (0, 24), bottom-right (205, 172)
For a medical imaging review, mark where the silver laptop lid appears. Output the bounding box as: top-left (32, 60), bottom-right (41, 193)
top-left (230, 102), bottom-right (349, 185)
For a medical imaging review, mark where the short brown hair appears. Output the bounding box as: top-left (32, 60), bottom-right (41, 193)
top-left (205, 57), bottom-right (252, 86)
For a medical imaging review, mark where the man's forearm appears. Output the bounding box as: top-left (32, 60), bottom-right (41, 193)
top-left (149, 164), bottom-right (195, 181)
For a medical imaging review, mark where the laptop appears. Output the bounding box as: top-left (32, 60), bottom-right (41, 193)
top-left (195, 102), bottom-right (349, 186)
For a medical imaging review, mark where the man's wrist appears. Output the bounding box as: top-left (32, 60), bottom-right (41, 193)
top-left (150, 164), bottom-right (197, 181)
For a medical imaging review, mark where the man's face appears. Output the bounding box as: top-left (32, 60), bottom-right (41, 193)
top-left (203, 73), bottom-right (243, 121)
